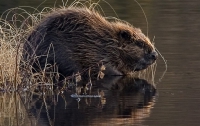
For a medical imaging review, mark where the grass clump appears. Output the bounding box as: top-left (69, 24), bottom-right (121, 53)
top-left (0, 7), bottom-right (43, 90)
top-left (0, 20), bottom-right (21, 89)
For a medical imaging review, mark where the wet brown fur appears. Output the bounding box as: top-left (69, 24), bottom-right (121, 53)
top-left (22, 7), bottom-right (157, 79)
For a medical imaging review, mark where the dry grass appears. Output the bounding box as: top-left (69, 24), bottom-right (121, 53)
top-left (0, 20), bottom-right (21, 89)
top-left (0, 4), bottom-right (70, 88)
top-left (0, 7), bottom-right (44, 90)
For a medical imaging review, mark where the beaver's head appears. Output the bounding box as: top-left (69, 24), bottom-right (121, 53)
top-left (103, 22), bottom-right (158, 74)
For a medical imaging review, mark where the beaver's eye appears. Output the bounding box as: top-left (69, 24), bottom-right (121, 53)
top-left (119, 30), bottom-right (131, 41)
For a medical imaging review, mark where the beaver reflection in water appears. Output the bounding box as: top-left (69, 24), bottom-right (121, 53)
top-left (22, 7), bottom-right (158, 79)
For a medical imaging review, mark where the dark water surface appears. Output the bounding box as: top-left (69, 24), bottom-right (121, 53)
top-left (1, 0), bottom-right (200, 126)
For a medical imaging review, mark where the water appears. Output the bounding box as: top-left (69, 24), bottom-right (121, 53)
top-left (0, 0), bottom-right (200, 126)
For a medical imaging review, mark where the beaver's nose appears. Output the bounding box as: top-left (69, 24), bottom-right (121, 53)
top-left (150, 51), bottom-right (158, 60)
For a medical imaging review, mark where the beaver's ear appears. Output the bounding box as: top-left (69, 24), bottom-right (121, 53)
top-left (119, 30), bottom-right (131, 40)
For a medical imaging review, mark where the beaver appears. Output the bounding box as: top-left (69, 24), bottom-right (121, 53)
top-left (21, 7), bottom-right (158, 79)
